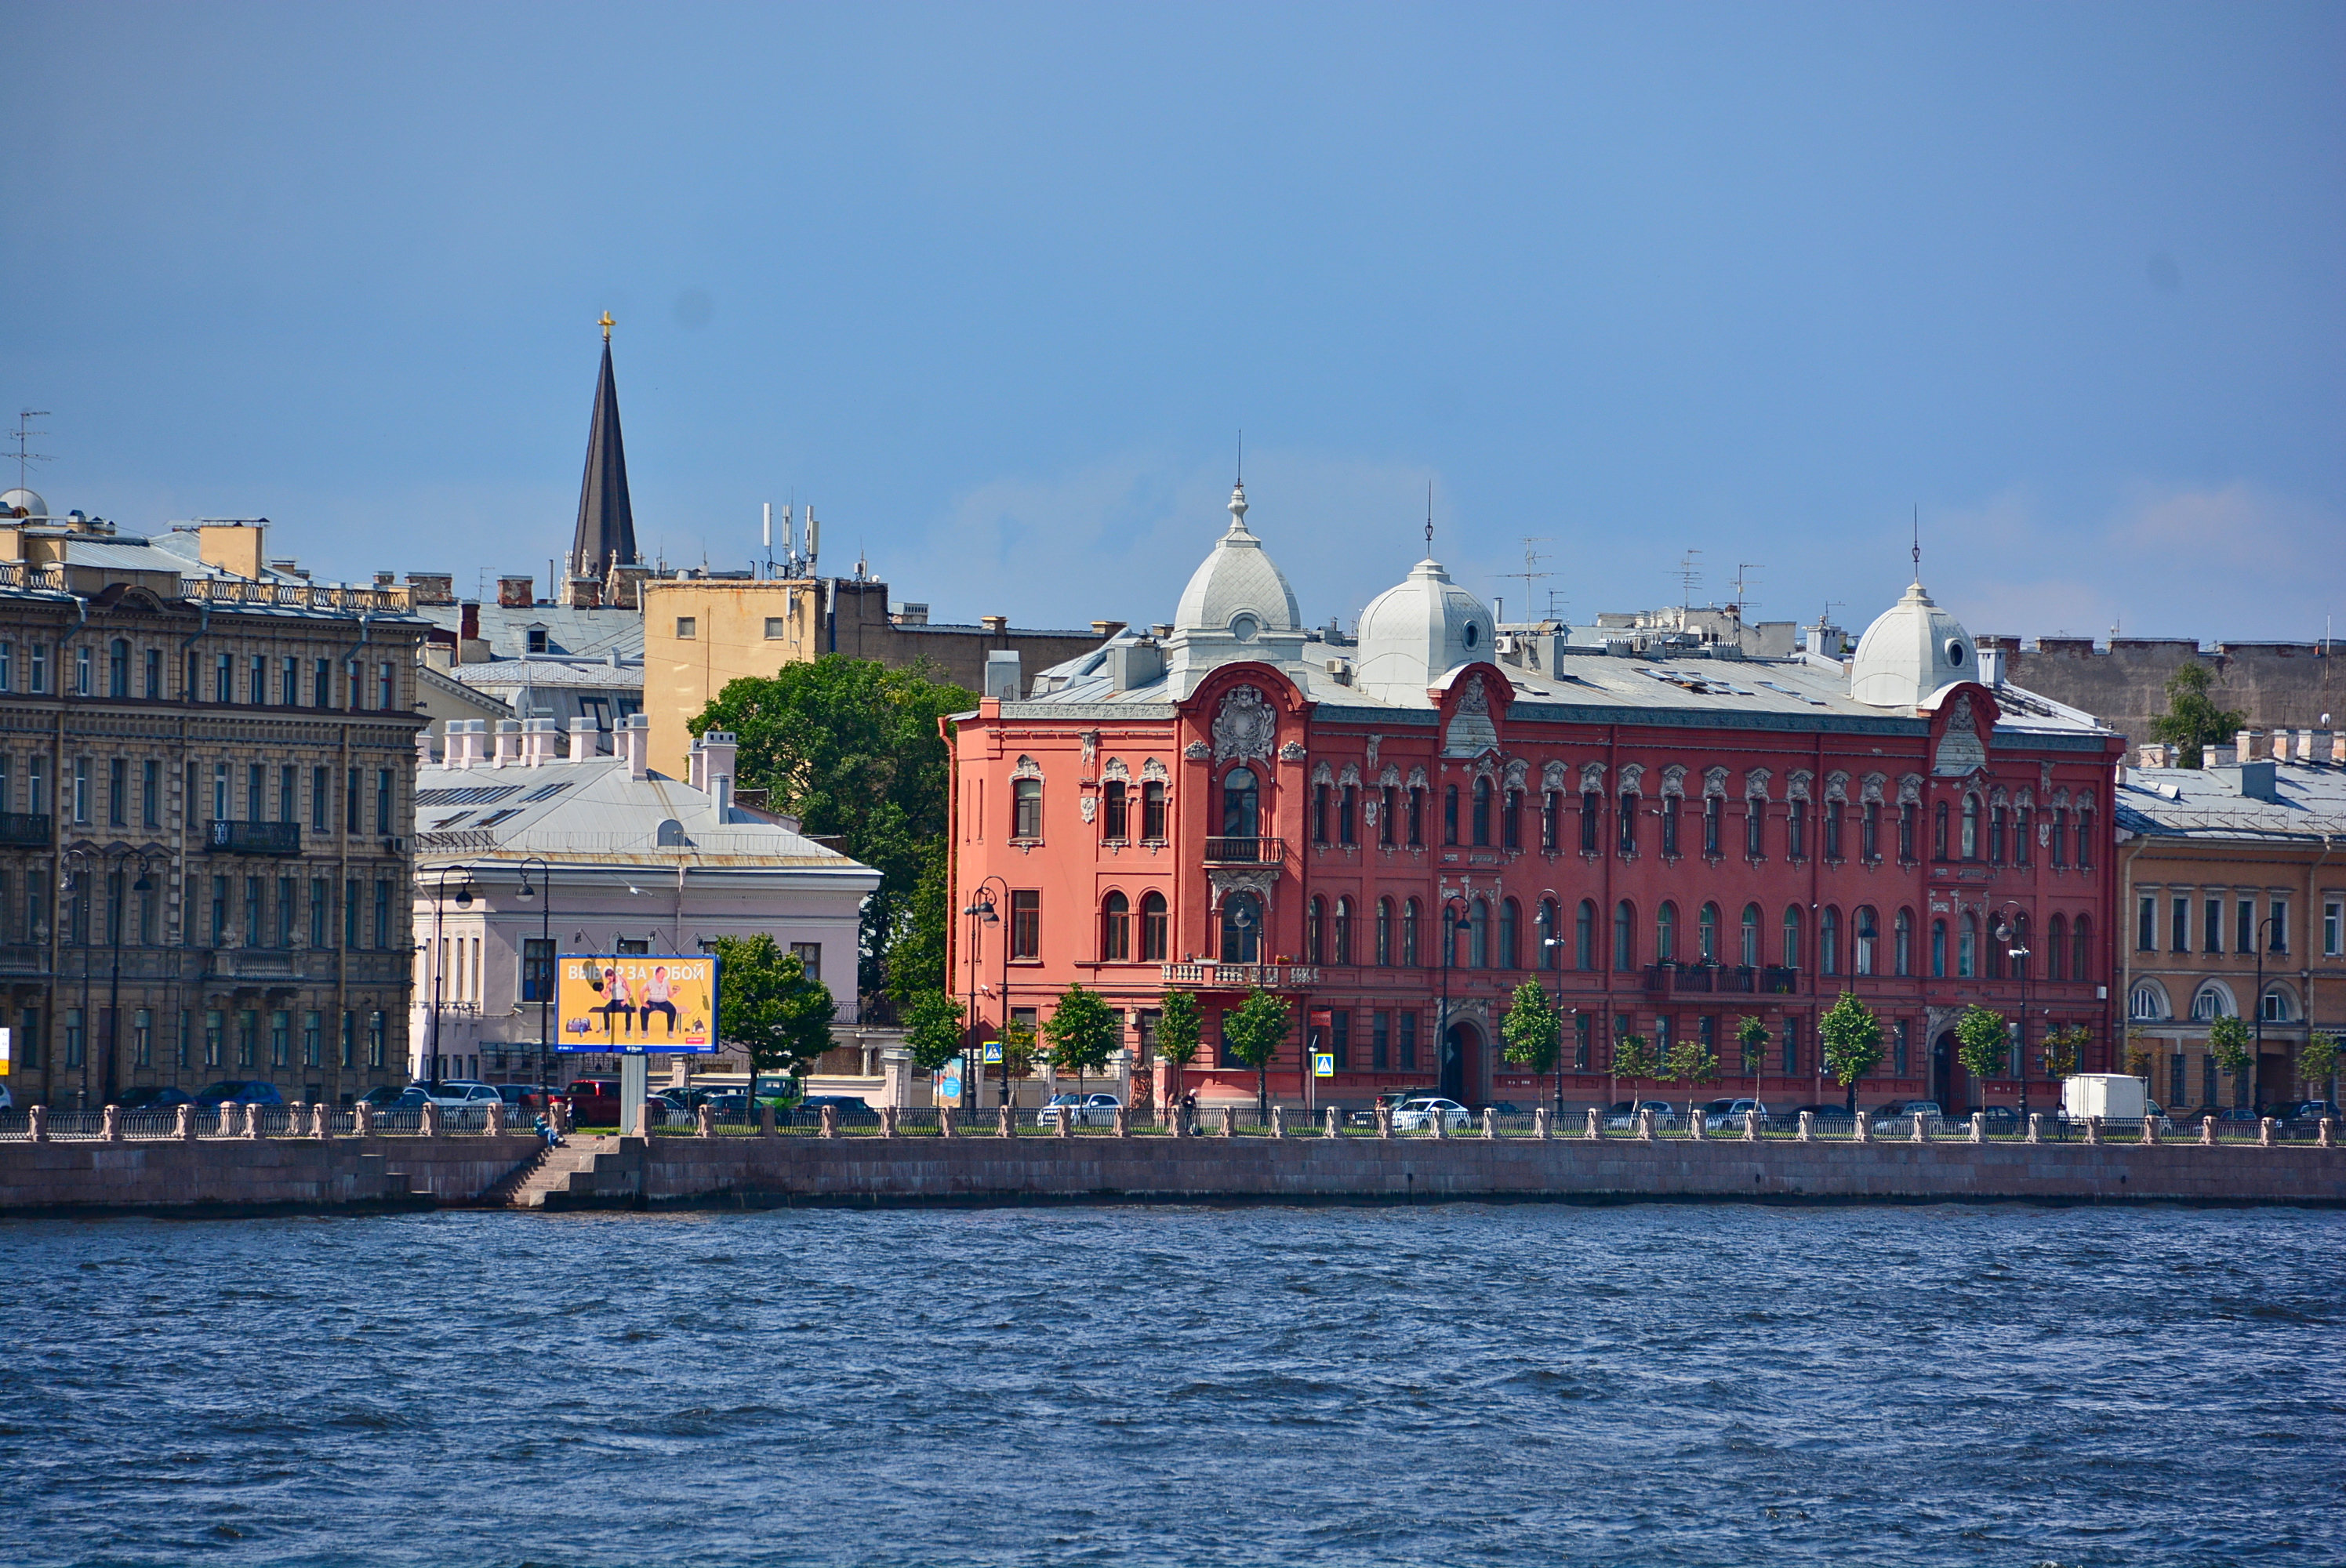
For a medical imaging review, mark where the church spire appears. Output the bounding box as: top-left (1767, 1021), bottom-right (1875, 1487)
top-left (572, 314), bottom-right (637, 576)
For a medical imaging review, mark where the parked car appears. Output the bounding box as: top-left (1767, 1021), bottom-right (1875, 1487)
top-left (1484, 1101), bottom-right (1526, 1116)
top-left (1390, 1097), bottom-right (1473, 1132)
top-left (1870, 1099), bottom-right (1944, 1130)
top-left (398, 1081), bottom-right (507, 1111)
top-left (1349, 1090), bottom-right (1421, 1127)
top-left (793, 1094), bottom-right (881, 1126)
top-left (194, 1080), bottom-right (285, 1107)
top-left (562, 1078), bottom-right (623, 1125)
top-left (1972, 1106), bottom-right (2022, 1134)
top-left (1604, 1099), bottom-right (1680, 1131)
top-left (2271, 1100), bottom-right (2341, 1134)
top-left (114, 1086), bottom-right (197, 1111)
top-left (496, 1084), bottom-right (557, 1112)
top-left (0, 1083), bottom-right (13, 1112)
top-left (356, 1086), bottom-right (409, 1109)
top-left (1039, 1092), bottom-right (1121, 1128)
top-left (1785, 1102), bottom-right (1855, 1126)
top-left (1704, 1098), bottom-right (1772, 1134)
top-left (699, 1092), bottom-right (754, 1122)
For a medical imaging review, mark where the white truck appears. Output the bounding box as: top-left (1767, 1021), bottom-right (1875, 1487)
top-left (2061, 1073), bottom-right (2147, 1126)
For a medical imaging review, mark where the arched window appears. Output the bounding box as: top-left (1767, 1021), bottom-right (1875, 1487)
top-left (1745, 800), bottom-right (1764, 858)
top-left (1655, 901), bottom-right (1678, 964)
top-left (1740, 903), bottom-right (1761, 967)
top-left (2127, 980), bottom-right (2169, 1021)
top-left (2050, 808), bottom-right (2068, 867)
top-left (1221, 767), bottom-right (1259, 838)
top-left (1988, 922), bottom-right (2007, 979)
top-left (1498, 898), bottom-right (1520, 970)
top-left (1472, 777), bottom-right (1493, 847)
top-left (1662, 796), bottom-right (1682, 857)
top-left (1853, 906), bottom-right (1878, 975)
top-left (1011, 778), bottom-right (1043, 840)
top-left (1139, 891), bottom-right (1168, 961)
top-left (2071, 916), bottom-right (2090, 981)
top-left (1403, 899), bottom-right (1422, 968)
top-left (1934, 800), bottom-right (1950, 859)
top-left (1100, 891), bottom-right (1131, 961)
top-left (1141, 781), bottom-right (1167, 840)
top-left (1502, 787), bottom-right (1522, 849)
top-left (1306, 897), bottom-right (1326, 965)
top-left (1698, 902), bottom-right (1720, 963)
top-left (1468, 898), bottom-right (1490, 968)
top-left (1959, 915), bottom-right (1978, 978)
top-left (1444, 785), bottom-right (1461, 845)
top-left (1990, 804), bottom-right (2006, 862)
top-left (1862, 800), bottom-right (1881, 860)
top-left (2046, 914), bottom-right (2068, 980)
top-left (1614, 899), bottom-right (1636, 971)
top-left (2263, 985), bottom-right (2295, 1023)
top-left (1220, 891), bottom-right (1263, 963)
top-left (1102, 780), bottom-right (1128, 840)
top-left (1961, 794), bottom-right (1981, 859)
top-left (1819, 906), bottom-right (1841, 977)
top-left (2191, 982), bottom-right (2233, 1021)
top-left (1539, 899), bottom-right (1560, 970)
top-left (1931, 919), bottom-right (1948, 978)
top-left (1781, 905), bottom-right (1803, 970)
top-left (108, 638), bottom-right (131, 699)
top-left (1703, 796), bottom-right (1721, 856)
top-left (1619, 792), bottom-right (1639, 855)
top-left (1576, 899), bottom-right (1597, 971)
top-left (1893, 908), bottom-right (1913, 976)
top-left (2076, 808), bottom-right (2094, 869)
top-left (1334, 898), bottom-right (1354, 967)
top-left (1376, 898), bottom-right (1394, 966)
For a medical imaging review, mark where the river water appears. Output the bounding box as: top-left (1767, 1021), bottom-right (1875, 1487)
top-left (5, 1203), bottom-right (2341, 1566)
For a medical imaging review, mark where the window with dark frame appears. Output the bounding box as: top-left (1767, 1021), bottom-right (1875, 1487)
top-left (1010, 890), bottom-right (1040, 959)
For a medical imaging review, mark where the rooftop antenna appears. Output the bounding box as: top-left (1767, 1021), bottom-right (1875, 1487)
top-left (762, 502), bottom-right (773, 579)
top-left (1499, 537), bottom-right (1552, 619)
top-left (1674, 548), bottom-right (1704, 614)
top-left (12, 410), bottom-right (52, 496)
top-left (1236, 429), bottom-right (1242, 485)
top-left (1732, 562), bottom-right (1763, 616)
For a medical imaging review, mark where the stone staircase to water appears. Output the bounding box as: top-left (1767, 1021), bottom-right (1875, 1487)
top-left (488, 1137), bottom-right (623, 1210)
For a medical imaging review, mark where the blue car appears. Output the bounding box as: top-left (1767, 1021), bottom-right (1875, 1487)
top-left (193, 1080), bottom-right (286, 1107)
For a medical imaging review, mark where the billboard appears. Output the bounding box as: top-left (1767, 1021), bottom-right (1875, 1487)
top-left (555, 954), bottom-right (721, 1054)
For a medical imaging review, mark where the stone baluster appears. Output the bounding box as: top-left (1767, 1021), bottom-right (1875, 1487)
top-left (354, 1101), bottom-right (375, 1137)
top-left (1970, 1112), bottom-right (1986, 1144)
top-left (1219, 1107), bottom-right (1237, 1138)
top-left (1430, 1105), bottom-right (1449, 1141)
top-left (2200, 1114), bottom-right (2217, 1147)
top-left (819, 1105), bottom-right (839, 1140)
top-left (1376, 1105), bottom-right (1394, 1141)
top-left (1269, 1106), bottom-right (1284, 1139)
top-left (2025, 1113), bottom-right (2044, 1145)
top-left (174, 1104), bottom-right (195, 1141)
top-left (242, 1103), bottom-right (263, 1140)
top-left (1324, 1106), bottom-right (1340, 1139)
top-left (1483, 1107), bottom-right (1498, 1139)
top-left (551, 1099), bottom-right (572, 1135)
top-left (2319, 1118), bottom-right (2334, 1149)
top-left (2258, 1116), bottom-right (2275, 1149)
top-left (1912, 1112), bottom-right (1930, 1144)
top-left (2083, 1115), bottom-right (2102, 1146)
top-left (1536, 1108), bottom-right (1552, 1141)
top-left (216, 1103), bottom-right (238, 1138)
top-left (1852, 1109), bottom-right (1871, 1144)
top-left (1585, 1107), bottom-right (1604, 1141)
top-left (701, 1104), bottom-right (720, 1138)
top-left (486, 1102), bottom-right (507, 1136)
top-left (27, 1105), bottom-right (46, 1143)
top-left (1117, 1106), bottom-right (1133, 1138)
top-left (419, 1102), bottom-right (442, 1139)
top-left (761, 1104), bottom-right (778, 1138)
top-left (2141, 1113), bottom-right (2159, 1145)
top-left (285, 1102), bottom-right (303, 1142)
top-left (102, 1105), bottom-right (122, 1143)
top-left (1745, 1109), bottom-right (1762, 1142)
top-left (997, 1104), bottom-right (1016, 1138)
top-left (1637, 1109), bottom-right (1655, 1143)
top-left (314, 1102), bottom-right (332, 1140)
top-left (1689, 1109), bottom-right (1707, 1140)
top-left (1055, 1105), bottom-right (1073, 1139)
top-left (1797, 1111), bottom-right (1814, 1142)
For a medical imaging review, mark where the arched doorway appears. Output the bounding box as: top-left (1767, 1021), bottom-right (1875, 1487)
top-left (1441, 1020), bottom-right (1481, 1103)
top-left (1931, 1031), bottom-right (1966, 1112)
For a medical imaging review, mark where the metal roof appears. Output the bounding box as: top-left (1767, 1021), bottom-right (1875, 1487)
top-left (2115, 763), bottom-right (2346, 843)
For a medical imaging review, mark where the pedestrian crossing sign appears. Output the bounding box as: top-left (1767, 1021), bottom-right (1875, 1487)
top-left (1313, 1052), bottom-right (1335, 1078)
top-left (982, 1040), bottom-right (1004, 1065)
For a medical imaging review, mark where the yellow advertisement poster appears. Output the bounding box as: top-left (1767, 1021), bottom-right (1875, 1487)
top-left (557, 955), bottom-right (720, 1053)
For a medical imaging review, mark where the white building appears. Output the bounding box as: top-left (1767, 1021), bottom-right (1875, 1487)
top-left (407, 714), bottom-right (877, 1087)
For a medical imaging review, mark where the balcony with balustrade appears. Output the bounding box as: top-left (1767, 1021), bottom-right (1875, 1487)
top-left (1201, 837), bottom-right (1286, 867)
top-left (1160, 962), bottom-right (1320, 990)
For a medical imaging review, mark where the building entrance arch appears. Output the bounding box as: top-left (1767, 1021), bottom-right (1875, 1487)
top-left (1931, 1031), bottom-right (1967, 1113)
top-left (1441, 1019), bottom-right (1482, 1104)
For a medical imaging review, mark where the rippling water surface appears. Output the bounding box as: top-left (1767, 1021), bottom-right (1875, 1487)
top-left (5, 1203), bottom-right (2342, 1566)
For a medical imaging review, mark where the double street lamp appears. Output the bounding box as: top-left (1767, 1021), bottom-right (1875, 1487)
top-left (963, 875), bottom-right (1009, 1110)
top-left (425, 865), bottom-right (477, 1085)
top-left (514, 857), bottom-right (554, 1106)
top-left (1991, 902), bottom-right (2034, 1121)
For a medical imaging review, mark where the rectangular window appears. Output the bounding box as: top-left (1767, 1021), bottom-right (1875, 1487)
top-left (243, 876), bottom-right (262, 947)
top-left (376, 661), bottom-right (394, 710)
top-left (310, 878), bottom-right (329, 948)
top-left (246, 763), bottom-right (263, 822)
top-left (1787, 804), bottom-right (1806, 860)
top-left (369, 1011), bottom-right (386, 1070)
top-left (1745, 801), bottom-right (1764, 859)
top-left (789, 942), bottom-right (822, 983)
top-left (314, 656), bottom-right (332, 708)
top-left (1898, 803), bottom-right (1916, 862)
top-left (1330, 1009), bottom-right (1349, 1070)
top-left (74, 645), bottom-right (92, 696)
top-left (1542, 789), bottom-right (1560, 853)
top-left (2170, 1052), bottom-right (2186, 1109)
top-left (245, 653), bottom-right (264, 704)
top-left (344, 879), bottom-right (360, 949)
top-left (107, 757), bottom-right (125, 826)
top-left (346, 767), bottom-right (361, 833)
top-left (376, 768), bottom-right (394, 835)
top-left (1398, 1010), bottom-right (1418, 1071)
top-left (1382, 786), bottom-right (1400, 848)
top-left (1009, 890), bottom-right (1040, 959)
top-left (1618, 793), bottom-right (1638, 855)
top-left (1781, 1017), bottom-right (1800, 1077)
top-left (1702, 797), bottom-right (1720, 856)
top-left (522, 937), bottom-right (555, 1002)
top-left (1409, 787), bottom-right (1425, 848)
top-left (29, 642), bottom-right (48, 693)
top-left (276, 876), bottom-right (295, 947)
top-left (72, 757), bottom-right (89, 823)
top-left (1011, 778), bottom-right (1042, 840)
top-left (2203, 1054), bottom-right (2217, 1108)
top-left (134, 1008), bottom-right (153, 1068)
top-left (1313, 783), bottom-right (1329, 844)
top-left (202, 1009), bottom-right (223, 1068)
top-left (270, 1010), bottom-right (290, 1069)
top-left (1102, 781), bottom-right (1128, 840)
top-left (212, 652), bottom-right (231, 702)
top-left (1372, 1010), bottom-right (1390, 1071)
top-left (303, 1011), bottom-right (321, 1069)
top-left (212, 762), bottom-right (228, 822)
top-left (2269, 899), bottom-right (2288, 954)
top-left (1572, 1011), bottom-right (1591, 1071)
top-left (142, 760), bottom-right (159, 828)
top-left (2326, 897), bottom-right (2344, 958)
top-left (1825, 800), bottom-right (1843, 861)
top-left (2137, 895), bottom-right (2155, 952)
top-left (0, 640), bottom-right (10, 691)
top-left (1893, 1018), bottom-right (1909, 1078)
top-left (1142, 780), bottom-right (1166, 841)
top-left (2171, 897), bottom-right (2189, 953)
top-left (278, 764), bottom-right (296, 823)
top-left (310, 767), bottom-right (328, 833)
top-left (1662, 797), bottom-right (1681, 857)
top-left (64, 1008), bottom-right (85, 1068)
top-left (373, 880), bottom-right (391, 949)
top-left (340, 1011), bottom-right (354, 1070)
top-left (676, 617), bottom-right (698, 639)
top-left (1342, 786), bottom-right (1360, 847)
top-left (1864, 800), bottom-right (1882, 861)
top-left (2237, 898), bottom-right (2253, 956)
top-left (2206, 898), bottom-right (2224, 954)
top-left (209, 876), bottom-right (227, 946)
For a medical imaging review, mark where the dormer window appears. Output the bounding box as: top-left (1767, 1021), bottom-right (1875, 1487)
top-left (1462, 622), bottom-right (1480, 649)
top-left (1945, 639), bottom-right (1967, 666)
top-left (525, 626), bottom-right (550, 655)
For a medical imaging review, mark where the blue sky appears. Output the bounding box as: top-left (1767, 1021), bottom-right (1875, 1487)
top-left (6, 2), bottom-right (2341, 646)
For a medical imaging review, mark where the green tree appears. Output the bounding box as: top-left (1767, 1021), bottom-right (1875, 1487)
top-left (1499, 981), bottom-right (1561, 1076)
top-left (1735, 1015), bottom-right (1770, 1096)
top-left (1955, 1004), bottom-right (2011, 1088)
top-left (2148, 662), bottom-right (2246, 768)
top-left (709, 934), bottom-right (836, 1091)
top-left (1610, 1030), bottom-right (1656, 1110)
top-left (1820, 992), bottom-right (1884, 1113)
top-left (1221, 988), bottom-right (1293, 1124)
top-left (2124, 1028), bottom-right (2155, 1082)
top-left (2206, 1013), bottom-right (2253, 1097)
top-left (1660, 1031), bottom-right (1720, 1120)
top-left (1000, 1017), bottom-right (1038, 1085)
top-left (1043, 982), bottom-right (1120, 1098)
top-left (884, 845), bottom-right (950, 1011)
top-left (689, 656), bottom-right (975, 1009)
top-left (2043, 1024), bottom-right (2089, 1082)
top-left (2299, 1031), bottom-right (2339, 1101)
top-left (1154, 992), bottom-right (1201, 1120)
top-left (902, 989), bottom-right (966, 1076)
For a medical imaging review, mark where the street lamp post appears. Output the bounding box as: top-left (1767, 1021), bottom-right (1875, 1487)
top-left (1992, 902), bottom-right (2032, 1122)
top-left (425, 865), bottom-right (476, 1086)
top-left (101, 850), bottom-right (159, 1107)
top-left (962, 878), bottom-right (1005, 1110)
top-left (1440, 902), bottom-right (1461, 1103)
top-left (2253, 912), bottom-right (2281, 1112)
top-left (60, 847), bottom-right (95, 1110)
top-left (514, 857), bottom-right (554, 1109)
top-left (1542, 931), bottom-right (1569, 1120)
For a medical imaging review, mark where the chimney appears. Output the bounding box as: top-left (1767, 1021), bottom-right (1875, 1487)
top-left (446, 718), bottom-right (485, 770)
top-left (980, 615), bottom-right (1008, 636)
top-left (983, 650), bottom-right (1022, 701)
top-left (1975, 647), bottom-right (2006, 688)
top-left (195, 522), bottom-right (267, 579)
top-left (2311, 729), bottom-right (2336, 765)
top-left (492, 719), bottom-right (520, 768)
top-left (498, 575), bottom-right (535, 608)
top-left (695, 730), bottom-right (739, 816)
top-left (1091, 619), bottom-right (1127, 639)
top-left (521, 717), bottom-right (558, 767)
top-left (405, 572), bottom-right (456, 607)
top-left (415, 730), bottom-right (436, 768)
top-left (568, 716), bottom-right (602, 758)
top-left (617, 712), bottom-right (650, 779)
top-left (2236, 728), bottom-right (2267, 762)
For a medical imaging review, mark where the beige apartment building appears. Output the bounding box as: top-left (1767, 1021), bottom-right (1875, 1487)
top-left (0, 498), bottom-right (427, 1109)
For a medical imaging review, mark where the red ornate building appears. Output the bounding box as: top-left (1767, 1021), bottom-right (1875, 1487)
top-left (947, 482), bottom-right (2123, 1115)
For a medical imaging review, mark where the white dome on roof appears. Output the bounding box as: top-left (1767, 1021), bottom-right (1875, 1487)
top-left (1172, 481), bottom-right (1302, 636)
top-left (1850, 580), bottom-right (1975, 709)
top-left (1351, 556), bottom-right (1492, 706)
top-left (1, 488), bottom-right (49, 519)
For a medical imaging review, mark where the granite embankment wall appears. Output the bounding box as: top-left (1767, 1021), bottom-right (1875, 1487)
top-left (0, 1135), bottom-right (543, 1215)
top-left (2, 1132), bottom-right (2340, 1214)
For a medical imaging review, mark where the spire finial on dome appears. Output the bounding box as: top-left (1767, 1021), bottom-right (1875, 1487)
top-left (1911, 502), bottom-right (1921, 584)
top-left (1425, 481), bottom-right (1434, 554)
top-left (1227, 477), bottom-right (1248, 532)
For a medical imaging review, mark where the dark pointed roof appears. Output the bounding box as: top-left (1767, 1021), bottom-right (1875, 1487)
top-left (572, 337), bottom-right (637, 572)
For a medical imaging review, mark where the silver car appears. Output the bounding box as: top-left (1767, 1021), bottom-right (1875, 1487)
top-left (1390, 1097), bottom-right (1473, 1132)
top-left (1038, 1092), bottom-right (1120, 1128)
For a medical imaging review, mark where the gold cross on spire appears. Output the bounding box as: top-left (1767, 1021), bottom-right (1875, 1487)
top-left (599, 310), bottom-right (615, 341)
